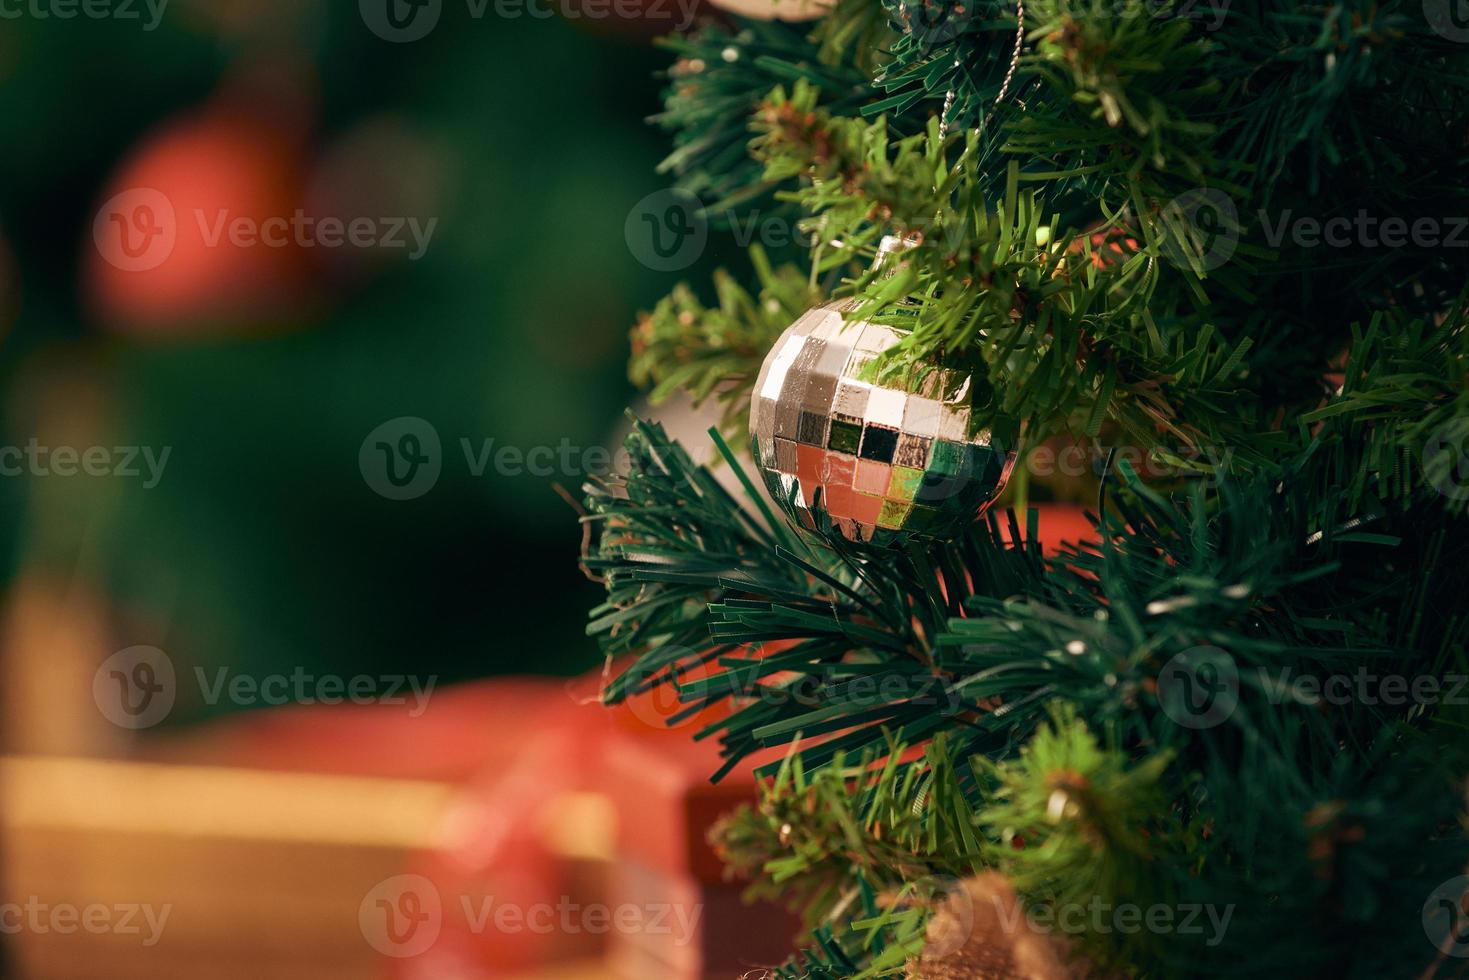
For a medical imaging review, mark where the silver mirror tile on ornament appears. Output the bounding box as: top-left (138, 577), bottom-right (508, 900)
top-left (750, 300), bottom-right (1018, 547)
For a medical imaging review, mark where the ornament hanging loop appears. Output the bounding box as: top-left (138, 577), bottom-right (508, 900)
top-left (938, 0), bottom-right (1026, 140)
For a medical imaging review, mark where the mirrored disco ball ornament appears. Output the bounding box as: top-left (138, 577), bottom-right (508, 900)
top-left (750, 293), bottom-right (1019, 547)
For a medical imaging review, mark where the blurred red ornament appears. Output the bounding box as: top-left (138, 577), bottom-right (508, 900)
top-left (1071, 224), bottom-right (1140, 271)
top-left (1027, 503), bottom-right (1095, 553)
top-left (85, 102), bottom-right (313, 336)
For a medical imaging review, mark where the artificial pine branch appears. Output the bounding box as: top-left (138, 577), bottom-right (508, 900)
top-left (585, 417), bottom-right (1469, 974)
top-left (631, 246), bottom-right (821, 438)
top-left (591, 0), bottom-right (1469, 974)
top-left (654, 19), bottom-right (875, 227)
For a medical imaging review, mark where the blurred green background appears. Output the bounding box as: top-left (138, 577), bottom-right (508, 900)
top-left (0, 1), bottom-right (733, 724)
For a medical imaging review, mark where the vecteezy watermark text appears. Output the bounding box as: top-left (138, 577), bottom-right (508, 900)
top-left (1158, 646), bottom-right (1469, 729)
top-left (93, 646), bottom-right (437, 729)
top-left (993, 0), bottom-right (1229, 29)
top-left (359, 875), bottom-right (703, 959)
top-left (634, 185), bottom-right (1469, 281)
top-left (93, 189), bottom-right (437, 273)
top-left (359, 0), bottom-right (699, 43)
top-left (580, 645), bottom-right (969, 733)
top-left (193, 667), bottom-right (436, 715)
top-left (1021, 441), bottom-right (1235, 482)
top-left (1259, 210), bottom-right (1469, 250)
top-left (1160, 188), bottom-right (1469, 272)
top-left (0, 898), bottom-right (171, 946)
top-left (0, 0), bottom-right (167, 30)
top-left (990, 894), bottom-right (1234, 947)
top-left (359, 416), bottom-right (644, 500)
top-left (194, 210), bottom-right (437, 261)
top-left (1257, 666), bottom-right (1469, 708)
top-left (0, 440), bottom-right (170, 488)
top-left (909, 875), bottom-right (1234, 960)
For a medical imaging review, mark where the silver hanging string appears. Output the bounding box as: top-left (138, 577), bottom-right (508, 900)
top-left (939, 0), bottom-right (1026, 140)
top-left (938, 59), bottom-right (960, 136)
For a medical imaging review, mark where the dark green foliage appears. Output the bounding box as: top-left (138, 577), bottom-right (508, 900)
top-left (653, 20), bottom-right (875, 227)
top-left (590, 1), bottom-right (1469, 975)
top-left (630, 246), bottom-right (820, 437)
top-left (586, 418), bottom-right (1469, 976)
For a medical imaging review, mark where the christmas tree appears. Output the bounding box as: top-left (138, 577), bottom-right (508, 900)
top-left (582, 2), bottom-right (1469, 975)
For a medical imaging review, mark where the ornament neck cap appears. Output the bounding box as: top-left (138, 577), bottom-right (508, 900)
top-left (872, 233), bottom-right (921, 275)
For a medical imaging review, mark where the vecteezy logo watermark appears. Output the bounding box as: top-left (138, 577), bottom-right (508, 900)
top-left (1137, 0), bottom-right (1230, 29)
top-left (0, 0), bottom-right (168, 30)
top-left (360, 0), bottom-right (442, 42)
top-left (94, 646), bottom-right (177, 730)
top-left (1425, 0), bottom-right (1469, 42)
top-left (93, 647), bottom-right (437, 729)
top-left (358, 875), bottom-right (703, 958)
top-left (94, 188), bottom-right (177, 272)
top-left (625, 188), bottom-right (706, 273)
top-left (1423, 417), bottom-right (1469, 504)
top-left (898, 0), bottom-right (974, 57)
top-left (360, 417), bottom-right (443, 501)
top-left (1159, 188), bottom-right (1240, 273)
top-left (1424, 876), bottom-right (1469, 957)
top-left (1157, 645), bottom-right (1240, 729)
top-left (361, 875), bottom-right (443, 958)
top-left (361, 421), bottom-right (657, 500)
top-left (0, 898), bottom-right (172, 945)
top-left (0, 440), bottom-right (171, 488)
top-left (623, 193), bottom-right (839, 272)
top-left (360, 0), bottom-right (698, 42)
